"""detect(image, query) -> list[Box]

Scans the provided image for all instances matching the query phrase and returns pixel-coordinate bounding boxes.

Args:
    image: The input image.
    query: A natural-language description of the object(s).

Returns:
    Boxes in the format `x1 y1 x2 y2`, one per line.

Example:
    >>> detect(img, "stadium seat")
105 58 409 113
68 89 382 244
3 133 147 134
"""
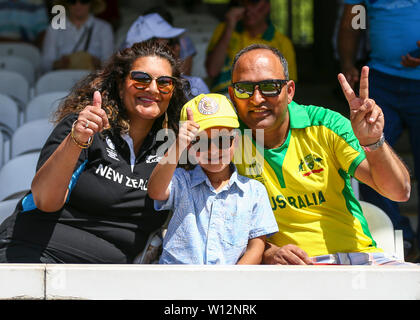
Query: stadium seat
0 92 20 163
0 198 20 225
0 130 3 169
25 91 68 122
0 152 39 201
0 56 36 86
0 42 41 74
0 70 30 106
11 119 54 158
0 93 19 139
360 200 405 261
35 70 89 96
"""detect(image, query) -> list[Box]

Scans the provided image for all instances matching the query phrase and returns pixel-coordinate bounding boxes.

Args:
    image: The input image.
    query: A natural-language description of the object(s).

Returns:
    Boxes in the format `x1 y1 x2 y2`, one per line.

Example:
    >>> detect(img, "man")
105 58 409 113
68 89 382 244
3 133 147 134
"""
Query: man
230 44 411 265
338 1 420 259
205 0 296 95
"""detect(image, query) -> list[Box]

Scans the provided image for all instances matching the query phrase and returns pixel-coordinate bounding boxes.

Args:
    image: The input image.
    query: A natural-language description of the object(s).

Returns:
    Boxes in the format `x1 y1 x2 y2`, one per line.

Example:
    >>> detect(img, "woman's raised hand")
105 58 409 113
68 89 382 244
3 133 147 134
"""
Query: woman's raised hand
177 107 200 153
73 91 110 144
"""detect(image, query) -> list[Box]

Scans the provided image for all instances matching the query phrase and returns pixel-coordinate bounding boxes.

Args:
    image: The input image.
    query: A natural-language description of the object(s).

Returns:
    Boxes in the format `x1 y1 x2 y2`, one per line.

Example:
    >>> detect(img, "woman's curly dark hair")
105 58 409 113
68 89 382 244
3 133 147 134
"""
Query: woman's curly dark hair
54 39 189 134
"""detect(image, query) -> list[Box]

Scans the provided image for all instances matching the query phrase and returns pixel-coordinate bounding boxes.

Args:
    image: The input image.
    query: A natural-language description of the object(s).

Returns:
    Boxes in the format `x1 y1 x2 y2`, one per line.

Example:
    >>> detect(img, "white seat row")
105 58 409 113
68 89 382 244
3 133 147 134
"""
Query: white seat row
11 118 54 159
0 117 54 169
0 93 19 137
0 42 91 87
0 92 63 168
0 42 41 78
25 91 68 122
0 88 65 169
0 56 36 86
0 90 65 134
0 69 88 106
0 151 40 201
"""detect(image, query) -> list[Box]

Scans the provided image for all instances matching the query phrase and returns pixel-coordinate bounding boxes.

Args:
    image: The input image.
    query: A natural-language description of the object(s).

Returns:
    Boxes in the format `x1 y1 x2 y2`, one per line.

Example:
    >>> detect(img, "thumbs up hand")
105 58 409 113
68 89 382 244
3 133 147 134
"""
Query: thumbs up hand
73 91 110 145
177 107 200 153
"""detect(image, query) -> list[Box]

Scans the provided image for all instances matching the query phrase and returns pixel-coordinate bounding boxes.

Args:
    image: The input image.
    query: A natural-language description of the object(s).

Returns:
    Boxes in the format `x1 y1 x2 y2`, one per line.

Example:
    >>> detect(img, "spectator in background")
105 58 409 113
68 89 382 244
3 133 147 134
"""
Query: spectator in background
42 0 114 72
122 13 209 100
332 0 369 99
338 1 420 260
205 0 297 96
0 0 49 48
143 6 197 76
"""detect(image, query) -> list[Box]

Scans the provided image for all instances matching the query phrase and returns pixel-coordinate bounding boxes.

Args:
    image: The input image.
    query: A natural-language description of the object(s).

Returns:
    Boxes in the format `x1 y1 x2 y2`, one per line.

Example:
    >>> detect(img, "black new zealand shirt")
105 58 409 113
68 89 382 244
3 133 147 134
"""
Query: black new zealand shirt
1 114 169 263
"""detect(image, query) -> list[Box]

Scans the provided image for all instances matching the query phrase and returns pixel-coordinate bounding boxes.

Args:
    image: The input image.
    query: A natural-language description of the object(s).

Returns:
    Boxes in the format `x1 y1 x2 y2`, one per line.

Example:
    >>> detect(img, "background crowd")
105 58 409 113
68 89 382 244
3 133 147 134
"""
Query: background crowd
0 0 418 263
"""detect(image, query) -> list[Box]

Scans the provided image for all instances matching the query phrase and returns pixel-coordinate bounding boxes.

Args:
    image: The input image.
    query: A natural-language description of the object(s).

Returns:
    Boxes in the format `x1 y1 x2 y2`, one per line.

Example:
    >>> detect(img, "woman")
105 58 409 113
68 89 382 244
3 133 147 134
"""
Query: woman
42 0 114 72
0 40 189 263
122 13 210 100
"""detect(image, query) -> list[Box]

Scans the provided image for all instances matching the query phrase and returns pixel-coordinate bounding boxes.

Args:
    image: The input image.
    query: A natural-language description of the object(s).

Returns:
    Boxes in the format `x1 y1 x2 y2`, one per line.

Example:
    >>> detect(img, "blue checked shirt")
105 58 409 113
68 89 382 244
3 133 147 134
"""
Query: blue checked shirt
155 164 278 264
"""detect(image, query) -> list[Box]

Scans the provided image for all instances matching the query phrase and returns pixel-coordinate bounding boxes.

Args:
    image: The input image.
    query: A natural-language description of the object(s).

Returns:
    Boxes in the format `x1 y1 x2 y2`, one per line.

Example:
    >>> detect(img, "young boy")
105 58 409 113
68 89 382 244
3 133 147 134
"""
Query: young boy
147 93 278 264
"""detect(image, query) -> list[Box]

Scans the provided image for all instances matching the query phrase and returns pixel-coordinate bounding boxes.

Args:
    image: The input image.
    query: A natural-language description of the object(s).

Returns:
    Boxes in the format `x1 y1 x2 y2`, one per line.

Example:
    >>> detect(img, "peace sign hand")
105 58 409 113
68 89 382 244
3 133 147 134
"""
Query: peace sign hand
338 66 384 146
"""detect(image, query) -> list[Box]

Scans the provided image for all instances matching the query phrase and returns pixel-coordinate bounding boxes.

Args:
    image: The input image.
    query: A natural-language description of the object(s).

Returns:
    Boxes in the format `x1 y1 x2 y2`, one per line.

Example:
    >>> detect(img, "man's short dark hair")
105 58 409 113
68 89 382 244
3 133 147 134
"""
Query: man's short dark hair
231 44 289 80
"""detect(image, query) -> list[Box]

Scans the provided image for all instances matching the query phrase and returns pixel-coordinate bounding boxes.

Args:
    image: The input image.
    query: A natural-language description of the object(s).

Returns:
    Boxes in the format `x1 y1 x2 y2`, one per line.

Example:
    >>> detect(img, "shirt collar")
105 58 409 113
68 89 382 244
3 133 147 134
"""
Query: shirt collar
190 163 246 192
120 130 157 154
288 100 311 129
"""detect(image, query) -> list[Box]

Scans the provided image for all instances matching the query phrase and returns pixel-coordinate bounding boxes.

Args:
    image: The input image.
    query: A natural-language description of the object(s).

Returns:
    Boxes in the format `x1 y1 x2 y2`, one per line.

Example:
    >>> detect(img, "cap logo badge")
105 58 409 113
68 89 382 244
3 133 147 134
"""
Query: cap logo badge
198 97 219 115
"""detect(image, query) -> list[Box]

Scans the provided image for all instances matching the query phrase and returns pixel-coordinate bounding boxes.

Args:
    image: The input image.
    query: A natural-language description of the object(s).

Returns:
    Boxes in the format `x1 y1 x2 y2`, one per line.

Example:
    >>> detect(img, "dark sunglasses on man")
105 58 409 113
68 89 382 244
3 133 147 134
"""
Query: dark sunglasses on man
130 71 177 94
231 79 288 99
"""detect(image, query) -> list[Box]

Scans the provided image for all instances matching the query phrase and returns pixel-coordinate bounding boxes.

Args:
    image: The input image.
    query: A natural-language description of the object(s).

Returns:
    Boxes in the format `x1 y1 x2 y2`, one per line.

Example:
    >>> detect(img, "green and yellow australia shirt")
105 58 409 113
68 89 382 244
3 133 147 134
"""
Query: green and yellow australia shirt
234 101 381 257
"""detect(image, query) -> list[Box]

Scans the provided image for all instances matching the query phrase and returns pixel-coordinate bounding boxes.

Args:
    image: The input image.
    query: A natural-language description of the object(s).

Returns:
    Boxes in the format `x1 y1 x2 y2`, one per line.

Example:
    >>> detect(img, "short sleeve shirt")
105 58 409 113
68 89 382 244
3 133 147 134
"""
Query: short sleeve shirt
1 114 169 263
344 0 420 80
41 15 115 72
234 101 381 257
155 165 278 264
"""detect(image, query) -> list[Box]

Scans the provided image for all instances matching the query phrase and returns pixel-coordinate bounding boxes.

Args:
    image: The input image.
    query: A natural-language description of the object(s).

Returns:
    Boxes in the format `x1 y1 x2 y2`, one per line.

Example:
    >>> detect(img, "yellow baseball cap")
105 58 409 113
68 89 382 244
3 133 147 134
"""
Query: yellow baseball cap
180 94 239 131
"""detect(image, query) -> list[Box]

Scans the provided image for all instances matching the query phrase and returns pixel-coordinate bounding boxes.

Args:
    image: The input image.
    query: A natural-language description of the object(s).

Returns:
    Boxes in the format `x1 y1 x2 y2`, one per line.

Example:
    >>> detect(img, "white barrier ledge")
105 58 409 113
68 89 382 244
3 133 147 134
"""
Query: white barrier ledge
0 264 45 300
1 264 420 300
45 265 420 300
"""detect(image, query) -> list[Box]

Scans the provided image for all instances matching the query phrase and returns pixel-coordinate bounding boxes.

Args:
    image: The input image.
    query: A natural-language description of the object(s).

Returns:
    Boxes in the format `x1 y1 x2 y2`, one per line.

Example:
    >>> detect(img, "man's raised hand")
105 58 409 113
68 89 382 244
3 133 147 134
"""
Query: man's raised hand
338 66 384 146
